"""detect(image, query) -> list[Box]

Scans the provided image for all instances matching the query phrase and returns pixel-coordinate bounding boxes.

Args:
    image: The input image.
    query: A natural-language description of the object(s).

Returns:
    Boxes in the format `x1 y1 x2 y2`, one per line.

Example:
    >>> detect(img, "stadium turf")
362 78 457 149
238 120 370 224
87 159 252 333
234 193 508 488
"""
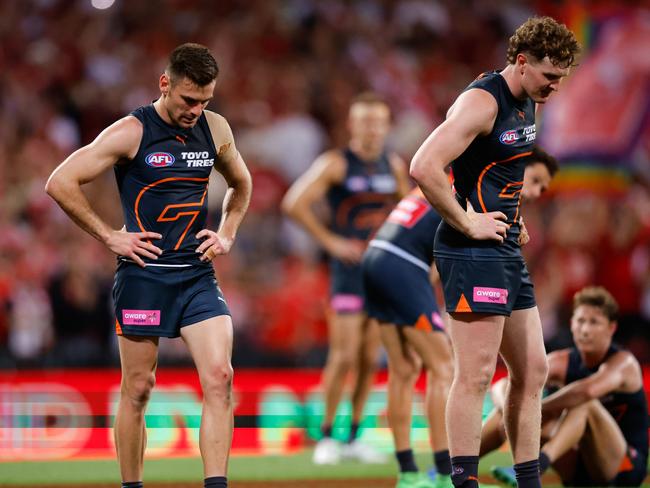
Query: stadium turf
1 451 648 487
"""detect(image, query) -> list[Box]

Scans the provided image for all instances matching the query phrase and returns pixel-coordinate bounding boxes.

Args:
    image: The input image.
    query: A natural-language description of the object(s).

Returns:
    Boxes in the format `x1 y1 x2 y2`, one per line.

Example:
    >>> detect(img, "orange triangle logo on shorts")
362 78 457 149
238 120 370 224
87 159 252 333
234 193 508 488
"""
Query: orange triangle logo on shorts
415 314 433 332
455 293 473 313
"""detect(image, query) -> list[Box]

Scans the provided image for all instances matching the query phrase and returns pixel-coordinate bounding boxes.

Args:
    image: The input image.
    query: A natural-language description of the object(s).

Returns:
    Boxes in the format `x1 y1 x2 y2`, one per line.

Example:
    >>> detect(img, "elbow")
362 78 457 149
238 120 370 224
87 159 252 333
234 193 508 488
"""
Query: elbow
409 155 427 185
280 195 295 218
44 174 60 200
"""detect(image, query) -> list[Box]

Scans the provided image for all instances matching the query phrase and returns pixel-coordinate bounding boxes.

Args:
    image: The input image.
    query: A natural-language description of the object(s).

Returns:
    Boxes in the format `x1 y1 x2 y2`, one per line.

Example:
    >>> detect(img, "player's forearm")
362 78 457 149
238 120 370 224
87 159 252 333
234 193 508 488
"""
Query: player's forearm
45 177 112 243
542 382 592 416
217 179 252 240
410 161 471 235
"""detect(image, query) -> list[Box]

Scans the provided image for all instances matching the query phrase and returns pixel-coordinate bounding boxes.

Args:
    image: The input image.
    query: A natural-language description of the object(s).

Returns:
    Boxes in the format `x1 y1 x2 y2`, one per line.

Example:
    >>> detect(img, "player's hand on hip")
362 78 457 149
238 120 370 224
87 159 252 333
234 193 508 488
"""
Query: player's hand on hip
465 200 509 243
105 229 163 268
518 217 530 246
196 229 233 262
325 235 365 265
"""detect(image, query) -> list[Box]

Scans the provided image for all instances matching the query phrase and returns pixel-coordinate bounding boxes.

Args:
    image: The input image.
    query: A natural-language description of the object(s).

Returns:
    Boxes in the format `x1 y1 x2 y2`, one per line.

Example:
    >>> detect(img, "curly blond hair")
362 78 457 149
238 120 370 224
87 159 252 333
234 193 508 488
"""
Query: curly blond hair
507 16 580 68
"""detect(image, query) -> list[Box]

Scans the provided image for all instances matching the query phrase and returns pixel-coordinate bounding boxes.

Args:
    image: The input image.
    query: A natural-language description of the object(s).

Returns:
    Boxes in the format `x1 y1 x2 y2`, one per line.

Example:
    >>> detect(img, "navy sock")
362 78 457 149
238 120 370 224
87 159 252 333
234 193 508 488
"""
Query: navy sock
539 452 551 474
204 476 227 488
321 424 332 438
396 449 418 473
348 422 360 442
121 483 143 488
514 459 541 488
434 449 452 475
450 455 479 488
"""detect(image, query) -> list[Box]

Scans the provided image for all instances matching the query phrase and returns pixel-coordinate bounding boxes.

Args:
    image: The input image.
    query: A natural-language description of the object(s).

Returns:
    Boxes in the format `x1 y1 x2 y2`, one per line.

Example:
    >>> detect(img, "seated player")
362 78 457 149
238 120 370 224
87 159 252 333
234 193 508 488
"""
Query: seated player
484 287 649 487
361 146 558 488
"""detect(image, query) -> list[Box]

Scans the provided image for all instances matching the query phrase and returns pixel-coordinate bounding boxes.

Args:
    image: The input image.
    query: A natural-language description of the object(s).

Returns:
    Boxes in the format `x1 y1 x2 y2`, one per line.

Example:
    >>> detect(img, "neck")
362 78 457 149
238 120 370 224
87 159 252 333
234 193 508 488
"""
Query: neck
580 347 609 369
349 140 382 162
153 97 174 125
499 65 528 101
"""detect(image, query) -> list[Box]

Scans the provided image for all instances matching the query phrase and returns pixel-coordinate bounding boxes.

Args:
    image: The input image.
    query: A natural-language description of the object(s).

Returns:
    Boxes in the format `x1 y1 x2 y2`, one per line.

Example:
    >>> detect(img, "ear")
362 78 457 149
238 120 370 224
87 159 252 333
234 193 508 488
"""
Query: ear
610 320 618 336
160 73 170 96
516 53 527 75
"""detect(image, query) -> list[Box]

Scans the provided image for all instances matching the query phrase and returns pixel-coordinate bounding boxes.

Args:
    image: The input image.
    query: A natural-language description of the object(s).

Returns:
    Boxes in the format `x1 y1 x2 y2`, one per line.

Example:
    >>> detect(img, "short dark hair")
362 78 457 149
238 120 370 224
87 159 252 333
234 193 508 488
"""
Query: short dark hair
528 146 559 176
573 286 619 322
351 91 388 107
166 43 219 86
507 16 580 68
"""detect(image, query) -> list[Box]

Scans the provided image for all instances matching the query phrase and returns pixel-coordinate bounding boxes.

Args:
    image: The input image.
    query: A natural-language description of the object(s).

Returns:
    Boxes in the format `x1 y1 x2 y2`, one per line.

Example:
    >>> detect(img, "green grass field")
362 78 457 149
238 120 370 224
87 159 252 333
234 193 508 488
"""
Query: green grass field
1 450 648 486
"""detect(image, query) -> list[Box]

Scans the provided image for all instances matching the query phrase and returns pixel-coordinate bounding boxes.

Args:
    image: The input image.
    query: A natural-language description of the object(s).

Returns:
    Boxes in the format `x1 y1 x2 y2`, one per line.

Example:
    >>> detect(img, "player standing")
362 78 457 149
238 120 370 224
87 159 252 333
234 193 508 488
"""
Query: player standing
46 43 252 488
410 17 579 488
283 92 411 464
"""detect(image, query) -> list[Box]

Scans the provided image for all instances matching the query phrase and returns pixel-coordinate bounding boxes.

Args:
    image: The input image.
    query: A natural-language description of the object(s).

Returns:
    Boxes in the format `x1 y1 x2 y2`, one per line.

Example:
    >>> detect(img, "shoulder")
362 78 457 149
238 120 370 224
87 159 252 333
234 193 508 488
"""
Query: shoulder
91 115 143 159
607 349 641 373
449 88 498 117
547 348 570 383
445 88 498 136
203 109 233 137
388 152 406 168
313 149 347 180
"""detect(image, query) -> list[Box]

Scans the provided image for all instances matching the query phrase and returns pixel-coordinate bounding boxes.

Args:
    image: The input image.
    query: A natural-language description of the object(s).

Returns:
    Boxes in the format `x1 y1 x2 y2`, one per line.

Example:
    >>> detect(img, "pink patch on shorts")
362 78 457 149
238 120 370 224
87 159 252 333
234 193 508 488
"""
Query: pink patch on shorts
122 309 161 326
472 287 508 305
431 312 446 330
331 294 363 313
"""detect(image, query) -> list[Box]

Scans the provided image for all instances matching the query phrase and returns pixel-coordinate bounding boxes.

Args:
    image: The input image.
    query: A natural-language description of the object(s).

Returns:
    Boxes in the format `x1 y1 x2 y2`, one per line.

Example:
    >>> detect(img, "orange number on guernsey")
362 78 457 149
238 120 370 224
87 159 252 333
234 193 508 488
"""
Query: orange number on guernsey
134 177 209 250
498 181 523 224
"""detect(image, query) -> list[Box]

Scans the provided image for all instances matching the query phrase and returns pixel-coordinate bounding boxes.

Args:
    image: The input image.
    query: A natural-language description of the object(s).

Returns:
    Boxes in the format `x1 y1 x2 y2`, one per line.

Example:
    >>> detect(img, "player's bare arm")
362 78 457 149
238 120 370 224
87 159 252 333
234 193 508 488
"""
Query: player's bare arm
542 351 641 418
388 153 412 199
545 349 569 388
282 151 364 264
45 116 163 267
410 89 510 242
198 112 252 262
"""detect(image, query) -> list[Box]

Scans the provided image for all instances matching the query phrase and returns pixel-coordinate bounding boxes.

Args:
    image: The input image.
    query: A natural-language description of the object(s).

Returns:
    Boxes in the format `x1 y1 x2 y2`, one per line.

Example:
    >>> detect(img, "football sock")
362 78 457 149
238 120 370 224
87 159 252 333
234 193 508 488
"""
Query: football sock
348 422 360 442
204 476 227 487
396 449 418 473
450 455 479 488
514 459 542 488
539 452 551 474
434 449 452 475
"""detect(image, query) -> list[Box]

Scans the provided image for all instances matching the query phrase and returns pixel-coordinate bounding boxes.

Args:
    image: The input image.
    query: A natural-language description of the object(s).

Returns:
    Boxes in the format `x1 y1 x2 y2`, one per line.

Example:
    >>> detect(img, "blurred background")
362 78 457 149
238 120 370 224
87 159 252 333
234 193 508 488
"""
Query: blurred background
0 0 649 373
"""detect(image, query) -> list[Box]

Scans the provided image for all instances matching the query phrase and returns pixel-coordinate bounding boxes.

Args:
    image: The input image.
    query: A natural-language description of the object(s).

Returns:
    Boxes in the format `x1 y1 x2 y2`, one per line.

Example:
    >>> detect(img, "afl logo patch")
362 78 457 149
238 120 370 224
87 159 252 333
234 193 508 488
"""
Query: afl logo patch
499 130 518 145
145 152 175 167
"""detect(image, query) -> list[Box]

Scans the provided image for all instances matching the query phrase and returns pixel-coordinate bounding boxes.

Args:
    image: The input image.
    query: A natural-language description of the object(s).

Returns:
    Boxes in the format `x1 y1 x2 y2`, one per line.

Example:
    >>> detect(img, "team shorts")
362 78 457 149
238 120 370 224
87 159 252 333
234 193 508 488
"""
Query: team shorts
568 445 647 487
113 261 230 338
434 257 535 316
329 258 365 314
362 247 444 332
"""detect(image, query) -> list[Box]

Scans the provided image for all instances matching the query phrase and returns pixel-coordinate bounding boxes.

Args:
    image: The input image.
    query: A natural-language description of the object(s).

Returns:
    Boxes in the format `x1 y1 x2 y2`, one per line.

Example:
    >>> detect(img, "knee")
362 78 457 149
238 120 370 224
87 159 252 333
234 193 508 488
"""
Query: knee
427 359 454 387
123 372 156 408
389 360 419 385
509 355 548 393
455 353 497 396
201 362 234 403
328 347 355 372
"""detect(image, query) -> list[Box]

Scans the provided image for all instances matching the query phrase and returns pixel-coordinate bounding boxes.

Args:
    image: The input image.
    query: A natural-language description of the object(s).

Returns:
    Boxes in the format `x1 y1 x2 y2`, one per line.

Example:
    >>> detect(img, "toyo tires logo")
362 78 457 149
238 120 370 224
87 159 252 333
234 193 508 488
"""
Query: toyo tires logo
145 152 175 167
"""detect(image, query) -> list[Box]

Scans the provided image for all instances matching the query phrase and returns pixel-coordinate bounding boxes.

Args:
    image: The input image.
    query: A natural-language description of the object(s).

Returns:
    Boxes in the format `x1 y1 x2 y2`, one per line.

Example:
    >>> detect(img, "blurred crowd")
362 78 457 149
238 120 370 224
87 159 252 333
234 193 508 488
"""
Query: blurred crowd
0 0 649 368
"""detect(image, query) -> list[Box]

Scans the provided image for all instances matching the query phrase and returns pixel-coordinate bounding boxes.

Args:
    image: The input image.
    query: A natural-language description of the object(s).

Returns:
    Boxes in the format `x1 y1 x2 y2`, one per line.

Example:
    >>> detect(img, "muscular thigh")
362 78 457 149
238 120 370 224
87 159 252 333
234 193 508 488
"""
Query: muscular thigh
329 312 365 356
579 401 627 482
499 307 546 381
448 313 504 377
